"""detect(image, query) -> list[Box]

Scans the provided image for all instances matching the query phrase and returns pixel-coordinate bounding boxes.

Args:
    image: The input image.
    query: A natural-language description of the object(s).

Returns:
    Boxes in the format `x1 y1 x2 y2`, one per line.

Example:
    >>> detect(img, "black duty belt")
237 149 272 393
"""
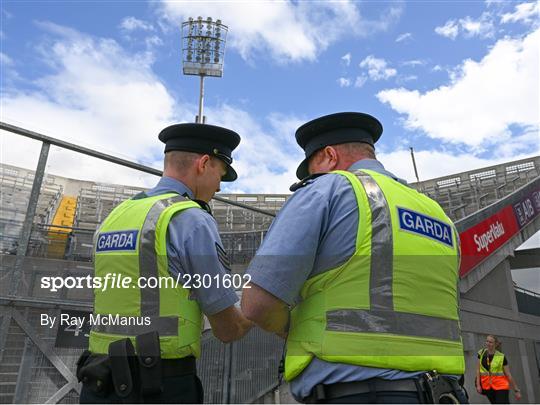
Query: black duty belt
307 378 424 402
161 357 196 377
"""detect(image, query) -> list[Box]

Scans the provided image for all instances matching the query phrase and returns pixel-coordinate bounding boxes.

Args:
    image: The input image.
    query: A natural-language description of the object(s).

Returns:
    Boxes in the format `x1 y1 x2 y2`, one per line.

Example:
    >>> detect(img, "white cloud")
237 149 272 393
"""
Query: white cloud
395 32 412 42
435 12 494 39
341 52 351 66
397 75 418 84
200 107 304 193
0 22 306 194
501 2 540 25
377 28 540 147
435 20 459 39
402 59 425 67
156 1 403 62
379 149 540 184
1 23 183 187
0 52 13 66
145 35 163 47
337 77 351 87
359 55 397 80
120 16 155 32
460 13 495 38
354 76 367 88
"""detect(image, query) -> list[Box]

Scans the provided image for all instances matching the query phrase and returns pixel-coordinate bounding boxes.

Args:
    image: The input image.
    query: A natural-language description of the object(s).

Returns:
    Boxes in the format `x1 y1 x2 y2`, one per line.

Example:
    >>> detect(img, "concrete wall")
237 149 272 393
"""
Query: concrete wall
460 259 540 403
464 260 516 310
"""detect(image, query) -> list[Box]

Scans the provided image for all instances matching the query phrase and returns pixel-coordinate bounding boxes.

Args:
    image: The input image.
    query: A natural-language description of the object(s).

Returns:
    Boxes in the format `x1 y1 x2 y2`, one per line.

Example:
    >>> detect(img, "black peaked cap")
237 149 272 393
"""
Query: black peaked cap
295 112 383 180
159 123 241 182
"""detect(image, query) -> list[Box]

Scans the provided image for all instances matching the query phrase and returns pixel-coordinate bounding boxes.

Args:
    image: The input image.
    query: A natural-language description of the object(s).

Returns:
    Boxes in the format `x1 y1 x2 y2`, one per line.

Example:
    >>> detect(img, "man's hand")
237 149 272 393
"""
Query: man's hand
207 306 253 343
241 282 289 336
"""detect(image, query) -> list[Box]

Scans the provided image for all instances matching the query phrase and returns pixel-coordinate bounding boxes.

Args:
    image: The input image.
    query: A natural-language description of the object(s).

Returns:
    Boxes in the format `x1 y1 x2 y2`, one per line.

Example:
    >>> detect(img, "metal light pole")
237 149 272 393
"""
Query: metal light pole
182 16 228 123
410 147 421 183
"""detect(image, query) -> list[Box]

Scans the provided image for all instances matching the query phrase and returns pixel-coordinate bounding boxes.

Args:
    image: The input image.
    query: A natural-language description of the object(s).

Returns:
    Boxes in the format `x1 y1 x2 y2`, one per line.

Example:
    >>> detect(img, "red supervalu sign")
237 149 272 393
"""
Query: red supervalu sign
458 188 540 278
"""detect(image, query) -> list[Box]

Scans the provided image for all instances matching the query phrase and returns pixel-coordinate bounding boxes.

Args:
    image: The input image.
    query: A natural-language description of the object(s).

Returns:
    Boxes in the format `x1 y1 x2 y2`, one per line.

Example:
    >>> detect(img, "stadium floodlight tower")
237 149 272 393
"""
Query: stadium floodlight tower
182 16 228 124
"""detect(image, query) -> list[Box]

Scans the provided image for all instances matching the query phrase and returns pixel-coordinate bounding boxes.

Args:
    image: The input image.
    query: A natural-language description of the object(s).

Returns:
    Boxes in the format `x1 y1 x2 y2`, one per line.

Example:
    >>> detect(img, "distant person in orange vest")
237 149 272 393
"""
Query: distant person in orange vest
476 335 521 403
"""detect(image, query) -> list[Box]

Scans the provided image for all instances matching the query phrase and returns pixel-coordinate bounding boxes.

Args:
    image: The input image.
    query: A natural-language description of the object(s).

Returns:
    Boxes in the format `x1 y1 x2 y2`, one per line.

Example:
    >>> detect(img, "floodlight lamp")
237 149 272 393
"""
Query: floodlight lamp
182 15 228 79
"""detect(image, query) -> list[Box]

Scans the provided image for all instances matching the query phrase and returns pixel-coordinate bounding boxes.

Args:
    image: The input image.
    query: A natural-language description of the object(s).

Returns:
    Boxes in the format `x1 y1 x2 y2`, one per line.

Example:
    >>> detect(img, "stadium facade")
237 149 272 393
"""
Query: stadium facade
0 129 539 403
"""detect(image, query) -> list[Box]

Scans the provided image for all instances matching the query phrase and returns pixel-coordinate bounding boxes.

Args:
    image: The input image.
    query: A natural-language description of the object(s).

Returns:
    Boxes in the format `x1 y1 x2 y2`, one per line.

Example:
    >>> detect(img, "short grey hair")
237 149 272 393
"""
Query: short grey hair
335 142 376 159
164 151 201 172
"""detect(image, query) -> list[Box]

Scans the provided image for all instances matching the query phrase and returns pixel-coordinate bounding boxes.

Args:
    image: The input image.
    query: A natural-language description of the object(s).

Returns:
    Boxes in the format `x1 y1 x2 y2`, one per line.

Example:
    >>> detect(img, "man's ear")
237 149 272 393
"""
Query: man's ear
196 154 210 174
323 146 339 165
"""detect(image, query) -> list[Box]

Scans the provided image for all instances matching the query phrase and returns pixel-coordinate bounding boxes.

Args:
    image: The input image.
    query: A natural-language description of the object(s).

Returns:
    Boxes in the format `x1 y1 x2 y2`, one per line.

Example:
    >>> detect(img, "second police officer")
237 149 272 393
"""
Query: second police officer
242 112 467 403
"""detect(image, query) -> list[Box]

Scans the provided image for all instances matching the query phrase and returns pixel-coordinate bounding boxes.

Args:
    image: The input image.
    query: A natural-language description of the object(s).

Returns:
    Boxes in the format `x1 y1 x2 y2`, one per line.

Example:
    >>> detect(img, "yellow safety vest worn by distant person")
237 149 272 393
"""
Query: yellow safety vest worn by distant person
285 169 465 381
88 192 204 359
478 349 509 390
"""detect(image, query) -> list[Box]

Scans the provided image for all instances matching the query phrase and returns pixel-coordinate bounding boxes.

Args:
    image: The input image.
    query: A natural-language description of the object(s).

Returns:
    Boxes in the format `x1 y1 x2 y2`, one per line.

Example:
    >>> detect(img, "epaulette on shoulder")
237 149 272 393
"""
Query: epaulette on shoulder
289 173 327 192
192 198 213 216
179 192 213 216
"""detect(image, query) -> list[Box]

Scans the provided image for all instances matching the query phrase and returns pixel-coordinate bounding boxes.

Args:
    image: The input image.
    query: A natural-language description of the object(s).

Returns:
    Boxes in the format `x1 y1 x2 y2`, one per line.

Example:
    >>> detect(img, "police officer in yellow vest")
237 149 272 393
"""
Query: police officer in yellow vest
242 112 467 403
78 123 252 403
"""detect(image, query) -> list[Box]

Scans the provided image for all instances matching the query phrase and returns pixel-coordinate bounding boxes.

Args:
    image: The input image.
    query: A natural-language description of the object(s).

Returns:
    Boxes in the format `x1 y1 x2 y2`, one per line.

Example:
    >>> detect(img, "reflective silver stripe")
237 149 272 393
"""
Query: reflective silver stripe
326 309 460 341
354 171 393 311
327 171 460 343
455 226 461 271
92 315 178 336
480 372 505 376
139 195 187 316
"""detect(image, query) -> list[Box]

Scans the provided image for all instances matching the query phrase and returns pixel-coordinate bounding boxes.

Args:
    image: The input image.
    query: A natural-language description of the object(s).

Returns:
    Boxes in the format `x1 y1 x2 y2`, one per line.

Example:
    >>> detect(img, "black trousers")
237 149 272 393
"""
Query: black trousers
80 373 203 404
321 391 420 403
310 385 469 404
485 389 509 404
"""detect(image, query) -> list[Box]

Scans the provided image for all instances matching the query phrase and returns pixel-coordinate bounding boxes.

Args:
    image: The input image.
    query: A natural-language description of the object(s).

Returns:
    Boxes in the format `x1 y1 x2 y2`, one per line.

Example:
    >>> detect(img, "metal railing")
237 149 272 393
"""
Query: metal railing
0 121 281 404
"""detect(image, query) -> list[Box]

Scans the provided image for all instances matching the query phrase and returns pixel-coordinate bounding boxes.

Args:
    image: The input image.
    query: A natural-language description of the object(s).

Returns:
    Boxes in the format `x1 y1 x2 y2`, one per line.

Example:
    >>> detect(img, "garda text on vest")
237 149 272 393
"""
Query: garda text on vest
96 230 139 252
397 207 453 247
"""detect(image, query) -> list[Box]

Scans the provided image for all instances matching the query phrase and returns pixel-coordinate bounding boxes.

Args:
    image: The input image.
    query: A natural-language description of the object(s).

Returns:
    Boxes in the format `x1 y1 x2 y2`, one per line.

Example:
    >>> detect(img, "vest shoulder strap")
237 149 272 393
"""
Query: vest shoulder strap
131 191 149 200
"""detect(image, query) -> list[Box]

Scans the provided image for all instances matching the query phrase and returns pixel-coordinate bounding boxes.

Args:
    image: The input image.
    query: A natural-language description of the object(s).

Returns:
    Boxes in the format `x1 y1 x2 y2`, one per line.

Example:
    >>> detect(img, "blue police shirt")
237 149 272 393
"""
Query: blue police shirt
246 159 423 401
146 176 238 316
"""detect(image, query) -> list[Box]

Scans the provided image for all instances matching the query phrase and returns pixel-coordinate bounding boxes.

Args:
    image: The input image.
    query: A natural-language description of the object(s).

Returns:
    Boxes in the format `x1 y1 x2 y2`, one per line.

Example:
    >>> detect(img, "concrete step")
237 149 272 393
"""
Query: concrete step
0 355 22 364
4 340 25 349
0 373 17 383
0 365 19 373
0 394 14 405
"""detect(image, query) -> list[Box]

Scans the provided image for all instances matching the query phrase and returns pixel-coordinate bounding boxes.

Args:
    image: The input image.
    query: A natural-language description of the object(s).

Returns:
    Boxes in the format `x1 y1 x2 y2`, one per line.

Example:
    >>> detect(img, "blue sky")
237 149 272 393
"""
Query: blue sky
1 0 539 194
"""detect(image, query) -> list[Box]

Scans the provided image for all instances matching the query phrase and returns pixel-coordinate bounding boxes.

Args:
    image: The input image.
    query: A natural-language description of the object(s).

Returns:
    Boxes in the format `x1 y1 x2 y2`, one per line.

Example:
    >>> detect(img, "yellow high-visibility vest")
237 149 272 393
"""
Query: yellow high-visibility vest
285 170 465 381
89 193 204 359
